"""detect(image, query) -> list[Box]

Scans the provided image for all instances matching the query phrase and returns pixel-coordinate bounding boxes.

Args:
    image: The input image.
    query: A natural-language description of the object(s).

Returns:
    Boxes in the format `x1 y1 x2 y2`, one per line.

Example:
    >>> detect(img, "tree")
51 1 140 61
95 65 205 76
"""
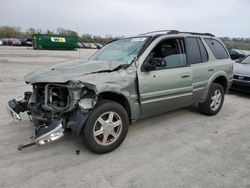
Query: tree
0 26 21 38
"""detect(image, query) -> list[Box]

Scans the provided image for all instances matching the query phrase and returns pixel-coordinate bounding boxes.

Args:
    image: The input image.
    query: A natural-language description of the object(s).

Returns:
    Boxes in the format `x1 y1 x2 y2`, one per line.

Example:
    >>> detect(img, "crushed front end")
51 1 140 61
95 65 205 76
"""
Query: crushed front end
7 81 97 150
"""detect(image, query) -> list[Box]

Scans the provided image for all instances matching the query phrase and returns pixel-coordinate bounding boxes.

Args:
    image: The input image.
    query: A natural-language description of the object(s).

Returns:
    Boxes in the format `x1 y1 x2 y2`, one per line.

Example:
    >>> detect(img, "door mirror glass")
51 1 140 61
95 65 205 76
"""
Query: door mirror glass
143 58 157 71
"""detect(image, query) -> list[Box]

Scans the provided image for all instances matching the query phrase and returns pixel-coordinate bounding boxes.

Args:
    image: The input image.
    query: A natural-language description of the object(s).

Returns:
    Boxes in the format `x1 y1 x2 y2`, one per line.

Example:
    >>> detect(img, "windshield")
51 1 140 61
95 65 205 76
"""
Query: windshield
90 37 148 64
241 55 250 64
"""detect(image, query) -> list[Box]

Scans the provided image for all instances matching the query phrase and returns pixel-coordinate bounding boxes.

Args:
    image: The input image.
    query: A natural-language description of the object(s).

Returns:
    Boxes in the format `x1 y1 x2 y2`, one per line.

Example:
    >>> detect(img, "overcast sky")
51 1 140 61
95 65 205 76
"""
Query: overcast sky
0 0 249 37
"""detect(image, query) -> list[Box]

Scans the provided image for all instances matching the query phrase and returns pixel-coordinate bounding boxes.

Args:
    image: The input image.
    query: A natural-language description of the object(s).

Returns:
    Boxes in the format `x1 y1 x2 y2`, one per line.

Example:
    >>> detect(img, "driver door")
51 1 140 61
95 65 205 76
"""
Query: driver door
137 37 193 118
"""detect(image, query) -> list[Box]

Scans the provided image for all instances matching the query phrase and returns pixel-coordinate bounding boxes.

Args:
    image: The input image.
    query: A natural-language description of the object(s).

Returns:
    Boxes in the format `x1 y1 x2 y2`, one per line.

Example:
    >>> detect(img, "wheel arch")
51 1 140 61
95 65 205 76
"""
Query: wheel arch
213 76 228 92
202 72 229 101
98 91 132 124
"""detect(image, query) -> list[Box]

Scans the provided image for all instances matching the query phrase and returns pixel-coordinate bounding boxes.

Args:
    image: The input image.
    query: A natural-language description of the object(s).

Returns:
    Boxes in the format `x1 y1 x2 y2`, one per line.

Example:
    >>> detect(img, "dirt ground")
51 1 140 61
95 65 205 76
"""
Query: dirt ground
0 46 249 188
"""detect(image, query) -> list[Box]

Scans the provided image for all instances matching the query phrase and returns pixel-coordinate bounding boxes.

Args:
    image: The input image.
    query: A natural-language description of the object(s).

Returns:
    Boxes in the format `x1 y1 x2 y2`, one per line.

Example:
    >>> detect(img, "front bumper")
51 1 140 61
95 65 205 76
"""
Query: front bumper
231 79 250 92
7 97 65 150
17 119 64 150
7 101 21 121
35 120 64 146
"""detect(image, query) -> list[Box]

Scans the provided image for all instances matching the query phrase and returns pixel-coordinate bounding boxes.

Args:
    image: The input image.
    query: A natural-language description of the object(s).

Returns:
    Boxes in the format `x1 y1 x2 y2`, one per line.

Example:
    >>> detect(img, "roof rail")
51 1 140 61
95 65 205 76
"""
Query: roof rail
140 30 178 35
177 31 215 37
140 30 215 37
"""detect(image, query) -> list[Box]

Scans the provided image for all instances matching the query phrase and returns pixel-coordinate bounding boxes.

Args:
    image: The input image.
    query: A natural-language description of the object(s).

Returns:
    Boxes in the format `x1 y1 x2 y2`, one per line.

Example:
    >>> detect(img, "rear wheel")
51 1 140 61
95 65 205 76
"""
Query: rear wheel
83 100 129 154
199 83 225 116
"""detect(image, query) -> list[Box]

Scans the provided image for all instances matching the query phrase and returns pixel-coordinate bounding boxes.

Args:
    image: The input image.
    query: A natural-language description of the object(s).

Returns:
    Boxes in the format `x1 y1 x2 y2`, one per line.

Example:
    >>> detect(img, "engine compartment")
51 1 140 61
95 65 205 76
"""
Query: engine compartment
7 81 98 150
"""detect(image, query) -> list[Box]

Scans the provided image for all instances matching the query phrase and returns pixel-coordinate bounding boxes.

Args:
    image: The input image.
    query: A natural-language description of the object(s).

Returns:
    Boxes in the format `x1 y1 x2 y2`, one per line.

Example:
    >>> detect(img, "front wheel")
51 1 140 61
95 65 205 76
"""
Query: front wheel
83 100 129 154
199 83 225 116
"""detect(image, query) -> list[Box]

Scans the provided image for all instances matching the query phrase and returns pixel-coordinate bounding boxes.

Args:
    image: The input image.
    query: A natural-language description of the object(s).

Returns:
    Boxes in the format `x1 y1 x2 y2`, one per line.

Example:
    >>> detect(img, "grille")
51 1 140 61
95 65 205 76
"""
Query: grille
233 75 250 81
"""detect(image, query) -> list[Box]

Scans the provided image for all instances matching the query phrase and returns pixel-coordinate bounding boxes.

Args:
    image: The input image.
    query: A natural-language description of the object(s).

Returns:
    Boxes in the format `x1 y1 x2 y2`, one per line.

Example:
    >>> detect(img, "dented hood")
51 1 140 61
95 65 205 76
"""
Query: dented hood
233 62 250 76
24 59 126 83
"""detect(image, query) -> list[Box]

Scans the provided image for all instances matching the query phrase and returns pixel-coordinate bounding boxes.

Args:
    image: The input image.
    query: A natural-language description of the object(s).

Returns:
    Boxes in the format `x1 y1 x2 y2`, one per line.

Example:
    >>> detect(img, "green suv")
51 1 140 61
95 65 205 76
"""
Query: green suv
7 30 233 153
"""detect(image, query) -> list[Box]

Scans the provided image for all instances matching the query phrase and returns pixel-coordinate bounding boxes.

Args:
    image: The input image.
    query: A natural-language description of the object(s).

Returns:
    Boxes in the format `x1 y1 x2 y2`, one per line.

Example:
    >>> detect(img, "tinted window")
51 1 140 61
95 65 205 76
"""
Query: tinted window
197 39 208 62
204 39 229 59
186 37 201 64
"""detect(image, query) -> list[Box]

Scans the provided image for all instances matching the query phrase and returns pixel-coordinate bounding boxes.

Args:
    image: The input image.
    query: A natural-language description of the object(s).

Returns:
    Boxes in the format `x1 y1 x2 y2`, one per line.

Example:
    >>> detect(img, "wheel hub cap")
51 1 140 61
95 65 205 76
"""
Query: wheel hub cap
210 89 222 111
93 111 122 146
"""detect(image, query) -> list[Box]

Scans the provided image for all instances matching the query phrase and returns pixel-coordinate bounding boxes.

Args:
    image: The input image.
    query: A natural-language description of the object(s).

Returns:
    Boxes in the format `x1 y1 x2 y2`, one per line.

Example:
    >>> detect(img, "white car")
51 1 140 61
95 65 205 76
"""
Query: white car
0 40 3 46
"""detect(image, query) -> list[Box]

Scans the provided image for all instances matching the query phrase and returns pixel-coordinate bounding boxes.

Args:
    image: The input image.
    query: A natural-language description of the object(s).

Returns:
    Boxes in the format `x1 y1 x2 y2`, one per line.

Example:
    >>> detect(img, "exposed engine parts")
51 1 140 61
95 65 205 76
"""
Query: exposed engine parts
8 82 97 150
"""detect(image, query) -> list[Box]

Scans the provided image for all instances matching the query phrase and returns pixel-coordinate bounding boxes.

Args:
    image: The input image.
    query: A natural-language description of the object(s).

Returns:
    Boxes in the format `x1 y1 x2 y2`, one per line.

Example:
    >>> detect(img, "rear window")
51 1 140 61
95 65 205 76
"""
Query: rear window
204 39 229 59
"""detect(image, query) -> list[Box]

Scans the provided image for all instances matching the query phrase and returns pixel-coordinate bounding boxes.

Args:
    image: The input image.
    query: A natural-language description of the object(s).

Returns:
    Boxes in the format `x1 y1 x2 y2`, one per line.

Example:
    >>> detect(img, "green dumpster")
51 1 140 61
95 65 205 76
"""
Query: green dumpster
33 34 77 50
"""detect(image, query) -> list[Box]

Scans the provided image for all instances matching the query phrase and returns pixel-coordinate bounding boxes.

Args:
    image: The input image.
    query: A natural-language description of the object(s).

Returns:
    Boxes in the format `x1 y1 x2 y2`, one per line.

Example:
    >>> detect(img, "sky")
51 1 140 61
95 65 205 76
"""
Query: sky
0 0 249 38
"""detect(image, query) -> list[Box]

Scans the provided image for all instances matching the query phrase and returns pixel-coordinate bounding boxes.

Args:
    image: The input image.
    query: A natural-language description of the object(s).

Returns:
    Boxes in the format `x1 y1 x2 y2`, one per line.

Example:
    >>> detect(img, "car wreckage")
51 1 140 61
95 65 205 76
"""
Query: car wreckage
7 30 233 153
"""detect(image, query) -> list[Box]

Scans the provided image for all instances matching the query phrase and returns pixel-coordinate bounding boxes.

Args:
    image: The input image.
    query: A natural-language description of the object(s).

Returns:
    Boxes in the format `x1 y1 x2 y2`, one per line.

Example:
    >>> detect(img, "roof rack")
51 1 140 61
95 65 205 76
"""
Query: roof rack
140 30 215 37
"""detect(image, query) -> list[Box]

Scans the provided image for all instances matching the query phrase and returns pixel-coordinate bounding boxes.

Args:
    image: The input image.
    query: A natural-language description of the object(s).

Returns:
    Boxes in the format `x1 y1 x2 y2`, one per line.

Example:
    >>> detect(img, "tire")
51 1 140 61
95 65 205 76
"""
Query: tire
83 100 129 154
199 83 225 116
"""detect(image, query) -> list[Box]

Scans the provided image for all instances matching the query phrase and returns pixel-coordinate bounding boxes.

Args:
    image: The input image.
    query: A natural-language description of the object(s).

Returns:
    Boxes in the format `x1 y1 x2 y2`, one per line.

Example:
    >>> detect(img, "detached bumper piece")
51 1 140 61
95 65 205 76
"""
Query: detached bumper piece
7 100 22 121
7 91 32 121
17 119 64 151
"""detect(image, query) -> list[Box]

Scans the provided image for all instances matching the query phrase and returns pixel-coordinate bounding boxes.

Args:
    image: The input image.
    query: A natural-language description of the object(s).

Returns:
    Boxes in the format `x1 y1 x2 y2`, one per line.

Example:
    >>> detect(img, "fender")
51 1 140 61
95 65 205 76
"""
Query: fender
98 90 140 122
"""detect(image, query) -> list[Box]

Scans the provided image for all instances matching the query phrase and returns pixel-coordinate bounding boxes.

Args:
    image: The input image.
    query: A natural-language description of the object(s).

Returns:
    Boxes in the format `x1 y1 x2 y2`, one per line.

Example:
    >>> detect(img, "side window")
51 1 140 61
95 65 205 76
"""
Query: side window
149 38 187 69
204 39 229 59
197 39 208 62
186 37 202 64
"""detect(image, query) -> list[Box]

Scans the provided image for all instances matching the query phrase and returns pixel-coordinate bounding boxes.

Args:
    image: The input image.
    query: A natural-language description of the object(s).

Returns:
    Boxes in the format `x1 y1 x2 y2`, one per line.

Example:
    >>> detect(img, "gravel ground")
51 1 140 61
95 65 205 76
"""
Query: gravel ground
0 46 249 188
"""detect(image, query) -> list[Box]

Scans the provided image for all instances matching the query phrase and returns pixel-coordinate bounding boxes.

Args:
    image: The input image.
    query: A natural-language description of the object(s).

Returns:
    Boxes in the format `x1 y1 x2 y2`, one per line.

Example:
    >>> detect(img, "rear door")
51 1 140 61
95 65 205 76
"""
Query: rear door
137 37 193 118
185 37 213 102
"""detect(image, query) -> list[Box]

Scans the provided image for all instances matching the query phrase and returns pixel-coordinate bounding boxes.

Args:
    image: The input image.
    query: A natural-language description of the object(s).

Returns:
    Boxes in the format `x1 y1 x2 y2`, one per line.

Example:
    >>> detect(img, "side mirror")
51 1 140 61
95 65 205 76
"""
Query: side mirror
143 57 165 71
144 60 157 71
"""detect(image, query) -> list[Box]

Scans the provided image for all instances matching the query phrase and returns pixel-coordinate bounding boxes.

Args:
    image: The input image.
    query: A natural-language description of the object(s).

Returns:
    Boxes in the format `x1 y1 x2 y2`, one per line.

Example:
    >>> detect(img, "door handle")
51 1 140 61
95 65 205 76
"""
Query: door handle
208 67 214 72
181 73 190 78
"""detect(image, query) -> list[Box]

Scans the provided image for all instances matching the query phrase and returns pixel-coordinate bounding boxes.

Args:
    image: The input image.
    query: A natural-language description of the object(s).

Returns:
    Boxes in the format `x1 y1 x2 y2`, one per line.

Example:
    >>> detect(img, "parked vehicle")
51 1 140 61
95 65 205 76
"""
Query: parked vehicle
1 38 14 45
77 42 84 48
231 55 250 92
0 40 3 46
89 43 97 49
20 39 26 46
12 39 22 46
81 42 87 48
21 39 33 46
1 38 7 45
228 48 250 61
82 42 91 49
26 39 33 46
94 43 103 49
7 30 233 153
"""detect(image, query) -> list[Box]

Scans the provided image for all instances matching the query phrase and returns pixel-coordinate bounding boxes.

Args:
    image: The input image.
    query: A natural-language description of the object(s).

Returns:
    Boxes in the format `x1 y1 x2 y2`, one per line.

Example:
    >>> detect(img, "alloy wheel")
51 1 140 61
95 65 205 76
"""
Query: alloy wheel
93 111 122 146
210 89 222 111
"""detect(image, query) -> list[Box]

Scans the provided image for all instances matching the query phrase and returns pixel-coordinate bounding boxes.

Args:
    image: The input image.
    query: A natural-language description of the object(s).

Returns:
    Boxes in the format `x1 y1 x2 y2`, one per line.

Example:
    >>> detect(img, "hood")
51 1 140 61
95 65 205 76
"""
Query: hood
233 62 250 76
24 59 126 83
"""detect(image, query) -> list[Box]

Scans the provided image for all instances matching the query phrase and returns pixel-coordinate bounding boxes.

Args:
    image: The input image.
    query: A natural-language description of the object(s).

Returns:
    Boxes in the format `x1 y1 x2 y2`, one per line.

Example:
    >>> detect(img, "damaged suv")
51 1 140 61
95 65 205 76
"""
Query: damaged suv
8 30 233 153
